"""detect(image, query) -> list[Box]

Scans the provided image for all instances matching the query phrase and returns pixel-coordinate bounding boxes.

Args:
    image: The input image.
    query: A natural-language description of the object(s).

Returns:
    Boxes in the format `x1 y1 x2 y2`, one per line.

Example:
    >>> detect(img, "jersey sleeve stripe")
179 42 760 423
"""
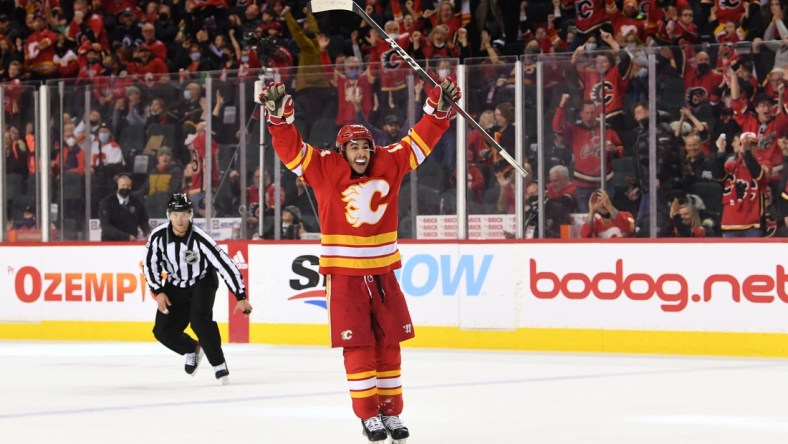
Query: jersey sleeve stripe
285 143 306 170
409 129 431 158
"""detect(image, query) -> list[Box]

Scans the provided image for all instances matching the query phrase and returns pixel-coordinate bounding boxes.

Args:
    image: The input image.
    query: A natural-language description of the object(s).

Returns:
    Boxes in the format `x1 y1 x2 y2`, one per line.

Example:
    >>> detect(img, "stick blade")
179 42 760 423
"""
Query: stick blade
308 0 356 13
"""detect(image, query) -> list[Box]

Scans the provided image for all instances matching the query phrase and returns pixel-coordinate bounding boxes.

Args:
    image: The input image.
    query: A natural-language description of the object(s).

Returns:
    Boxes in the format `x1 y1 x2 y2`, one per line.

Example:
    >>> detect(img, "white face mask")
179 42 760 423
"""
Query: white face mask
66 136 77 147
389 32 399 40
437 68 450 79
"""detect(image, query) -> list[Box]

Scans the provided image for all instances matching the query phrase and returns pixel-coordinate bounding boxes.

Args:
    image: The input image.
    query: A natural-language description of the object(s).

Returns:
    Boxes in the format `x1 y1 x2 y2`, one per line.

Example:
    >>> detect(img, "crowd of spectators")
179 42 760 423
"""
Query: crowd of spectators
1 0 788 240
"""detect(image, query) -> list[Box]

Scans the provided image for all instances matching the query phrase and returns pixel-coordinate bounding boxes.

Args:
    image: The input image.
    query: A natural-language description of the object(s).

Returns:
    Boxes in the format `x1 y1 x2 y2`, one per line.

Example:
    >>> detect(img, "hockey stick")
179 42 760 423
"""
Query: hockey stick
308 0 528 178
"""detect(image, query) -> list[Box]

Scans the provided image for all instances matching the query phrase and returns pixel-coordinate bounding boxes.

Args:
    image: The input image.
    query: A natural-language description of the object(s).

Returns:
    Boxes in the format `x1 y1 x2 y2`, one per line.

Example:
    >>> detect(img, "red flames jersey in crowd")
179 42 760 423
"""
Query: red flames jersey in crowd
683 63 724 106
268 115 450 276
368 34 412 91
574 0 611 33
732 97 788 179
320 52 374 126
580 211 636 238
25 29 58 76
579 66 630 117
721 154 765 230
714 0 757 24
552 106 623 186
188 133 219 193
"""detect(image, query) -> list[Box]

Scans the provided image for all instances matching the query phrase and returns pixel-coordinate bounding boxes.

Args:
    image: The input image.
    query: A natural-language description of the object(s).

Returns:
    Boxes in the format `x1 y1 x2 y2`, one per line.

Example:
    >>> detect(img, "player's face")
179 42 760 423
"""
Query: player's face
343 140 373 175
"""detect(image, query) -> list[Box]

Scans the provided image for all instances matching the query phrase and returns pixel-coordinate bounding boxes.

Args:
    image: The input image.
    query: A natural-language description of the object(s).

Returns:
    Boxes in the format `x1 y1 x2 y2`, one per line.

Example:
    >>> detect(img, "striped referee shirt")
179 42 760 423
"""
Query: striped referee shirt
143 222 246 300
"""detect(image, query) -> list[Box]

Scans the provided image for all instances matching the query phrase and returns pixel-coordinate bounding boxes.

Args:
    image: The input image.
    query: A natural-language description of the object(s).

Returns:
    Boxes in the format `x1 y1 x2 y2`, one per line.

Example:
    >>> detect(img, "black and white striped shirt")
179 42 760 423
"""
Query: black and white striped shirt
143 223 246 300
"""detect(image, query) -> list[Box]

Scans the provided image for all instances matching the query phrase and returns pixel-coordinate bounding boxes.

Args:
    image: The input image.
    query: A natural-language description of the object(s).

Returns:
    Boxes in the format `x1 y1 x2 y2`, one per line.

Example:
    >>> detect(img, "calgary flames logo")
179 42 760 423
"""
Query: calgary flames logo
342 179 390 227
590 81 614 107
381 48 403 71
576 0 594 20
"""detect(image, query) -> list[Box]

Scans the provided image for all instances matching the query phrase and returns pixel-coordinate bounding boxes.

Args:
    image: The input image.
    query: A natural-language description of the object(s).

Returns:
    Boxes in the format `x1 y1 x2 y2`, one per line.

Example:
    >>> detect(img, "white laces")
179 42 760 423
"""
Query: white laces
363 416 385 432
382 415 405 431
184 352 196 366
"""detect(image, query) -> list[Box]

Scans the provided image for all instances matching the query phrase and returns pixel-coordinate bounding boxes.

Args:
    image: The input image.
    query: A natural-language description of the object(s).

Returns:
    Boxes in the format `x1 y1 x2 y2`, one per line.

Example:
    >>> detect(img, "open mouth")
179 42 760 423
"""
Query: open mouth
354 158 367 166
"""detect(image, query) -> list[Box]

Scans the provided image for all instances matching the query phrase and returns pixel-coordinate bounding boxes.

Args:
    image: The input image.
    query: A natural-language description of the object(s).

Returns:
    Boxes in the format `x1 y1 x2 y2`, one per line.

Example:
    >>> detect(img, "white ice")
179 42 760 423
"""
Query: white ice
1 341 787 443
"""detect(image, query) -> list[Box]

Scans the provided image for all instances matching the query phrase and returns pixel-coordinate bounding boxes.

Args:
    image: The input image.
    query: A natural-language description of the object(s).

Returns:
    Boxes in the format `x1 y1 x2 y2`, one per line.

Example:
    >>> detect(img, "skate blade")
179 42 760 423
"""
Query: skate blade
392 439 407 444
219 376 229 385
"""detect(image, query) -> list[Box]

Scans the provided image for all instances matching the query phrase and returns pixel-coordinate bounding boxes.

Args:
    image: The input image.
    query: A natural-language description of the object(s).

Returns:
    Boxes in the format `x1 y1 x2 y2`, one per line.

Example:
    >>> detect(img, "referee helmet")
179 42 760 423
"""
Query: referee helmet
167 193 192 213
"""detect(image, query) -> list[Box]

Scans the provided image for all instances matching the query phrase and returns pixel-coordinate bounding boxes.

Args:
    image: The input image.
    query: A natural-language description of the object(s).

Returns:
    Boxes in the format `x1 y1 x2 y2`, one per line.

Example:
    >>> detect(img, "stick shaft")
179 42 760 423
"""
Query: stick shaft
308 0 527 178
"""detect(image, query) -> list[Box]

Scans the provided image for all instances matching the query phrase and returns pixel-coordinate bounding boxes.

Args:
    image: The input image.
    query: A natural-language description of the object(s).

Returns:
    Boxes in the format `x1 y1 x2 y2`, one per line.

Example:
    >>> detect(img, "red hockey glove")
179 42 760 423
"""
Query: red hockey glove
259 82 294 125
423 77 461 119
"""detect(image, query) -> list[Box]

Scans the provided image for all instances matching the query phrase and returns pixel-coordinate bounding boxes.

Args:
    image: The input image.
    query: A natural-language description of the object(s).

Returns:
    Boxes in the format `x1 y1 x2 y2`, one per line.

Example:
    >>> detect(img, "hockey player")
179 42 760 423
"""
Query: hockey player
260 77 461 443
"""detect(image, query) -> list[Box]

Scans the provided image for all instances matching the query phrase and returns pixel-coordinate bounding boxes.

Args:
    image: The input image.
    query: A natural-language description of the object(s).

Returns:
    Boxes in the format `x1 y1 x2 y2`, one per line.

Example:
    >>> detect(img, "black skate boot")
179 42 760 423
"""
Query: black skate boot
361 416 387 443
381 414 409 443
184 343 203 375
214 362 229 385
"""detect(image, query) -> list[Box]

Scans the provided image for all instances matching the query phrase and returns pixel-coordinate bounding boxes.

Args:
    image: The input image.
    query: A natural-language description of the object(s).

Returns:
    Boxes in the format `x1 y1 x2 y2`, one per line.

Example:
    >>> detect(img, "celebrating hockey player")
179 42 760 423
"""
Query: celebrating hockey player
259 77 461 443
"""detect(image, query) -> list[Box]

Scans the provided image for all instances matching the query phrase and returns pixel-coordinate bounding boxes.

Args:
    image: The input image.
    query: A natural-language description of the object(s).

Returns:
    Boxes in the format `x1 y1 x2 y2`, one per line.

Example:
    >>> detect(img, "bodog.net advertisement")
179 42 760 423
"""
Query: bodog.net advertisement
521 242 788 333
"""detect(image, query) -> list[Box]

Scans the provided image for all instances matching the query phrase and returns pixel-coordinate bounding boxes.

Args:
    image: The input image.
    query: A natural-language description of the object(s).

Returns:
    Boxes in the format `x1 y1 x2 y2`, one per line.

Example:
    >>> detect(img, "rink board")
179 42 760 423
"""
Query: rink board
1 241 787 356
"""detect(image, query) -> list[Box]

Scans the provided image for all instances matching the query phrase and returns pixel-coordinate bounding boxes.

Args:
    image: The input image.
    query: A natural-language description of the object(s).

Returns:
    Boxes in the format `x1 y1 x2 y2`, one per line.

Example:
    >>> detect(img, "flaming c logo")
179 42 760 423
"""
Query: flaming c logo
342 180 390 227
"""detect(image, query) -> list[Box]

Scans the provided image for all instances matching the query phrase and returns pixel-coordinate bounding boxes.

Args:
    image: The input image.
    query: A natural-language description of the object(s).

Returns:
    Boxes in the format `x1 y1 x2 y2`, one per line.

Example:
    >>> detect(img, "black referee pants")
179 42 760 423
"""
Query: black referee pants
152 271 226 366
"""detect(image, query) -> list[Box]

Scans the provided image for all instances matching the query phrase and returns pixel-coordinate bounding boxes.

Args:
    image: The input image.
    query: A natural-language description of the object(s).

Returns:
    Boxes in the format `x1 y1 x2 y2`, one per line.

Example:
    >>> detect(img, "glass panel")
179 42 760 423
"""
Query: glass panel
462 57 520 240
4 82 41 242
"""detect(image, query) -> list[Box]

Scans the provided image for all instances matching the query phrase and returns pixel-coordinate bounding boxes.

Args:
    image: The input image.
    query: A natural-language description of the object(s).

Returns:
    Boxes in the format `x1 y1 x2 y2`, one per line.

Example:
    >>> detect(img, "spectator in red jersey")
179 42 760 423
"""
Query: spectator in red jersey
580 189 636 238
609 0 646 44
67 0 108 49
184 122 219 199
3 61 24 129
680 50 724 118
424 1 463 41
317 34 374 127
76 46 103 83
570 0 613 49
571 30 631 131
553 93 623 213
422 24 460 60
139 22 167 63
51 122 86 177
729 69 788 183
25 14 59 80
715 132 767 237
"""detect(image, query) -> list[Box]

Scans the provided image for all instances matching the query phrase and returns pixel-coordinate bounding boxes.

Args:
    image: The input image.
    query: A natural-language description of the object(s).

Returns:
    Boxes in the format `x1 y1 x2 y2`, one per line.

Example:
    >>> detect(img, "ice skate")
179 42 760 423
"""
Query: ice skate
381 414 409 443
361 416 387 443
214 362 229 385
184 343 203 375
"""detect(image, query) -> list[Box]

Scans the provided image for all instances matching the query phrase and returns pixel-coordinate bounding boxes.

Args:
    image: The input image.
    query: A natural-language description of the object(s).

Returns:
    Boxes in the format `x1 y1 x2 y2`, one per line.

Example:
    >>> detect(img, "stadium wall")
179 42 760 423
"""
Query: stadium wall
1 240 787 357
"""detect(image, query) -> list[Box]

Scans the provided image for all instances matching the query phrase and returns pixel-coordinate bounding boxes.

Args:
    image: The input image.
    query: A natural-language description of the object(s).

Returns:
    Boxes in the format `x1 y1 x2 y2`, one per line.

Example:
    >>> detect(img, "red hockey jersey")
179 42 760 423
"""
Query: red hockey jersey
722 153 765 230
269 115 450 276
580 211 636 238
553 106 624 186
732 97 788 180
574 0 611 34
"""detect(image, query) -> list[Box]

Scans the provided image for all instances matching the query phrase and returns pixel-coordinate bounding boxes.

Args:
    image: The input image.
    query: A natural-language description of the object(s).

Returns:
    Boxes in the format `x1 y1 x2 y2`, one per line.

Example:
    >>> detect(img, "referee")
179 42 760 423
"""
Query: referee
143 193 253 384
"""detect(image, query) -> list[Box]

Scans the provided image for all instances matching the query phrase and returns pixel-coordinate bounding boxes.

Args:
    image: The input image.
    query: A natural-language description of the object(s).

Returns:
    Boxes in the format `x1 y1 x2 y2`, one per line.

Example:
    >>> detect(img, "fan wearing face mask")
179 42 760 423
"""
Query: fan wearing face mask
317 34 375 126
99 172 151 241
52 122 86 177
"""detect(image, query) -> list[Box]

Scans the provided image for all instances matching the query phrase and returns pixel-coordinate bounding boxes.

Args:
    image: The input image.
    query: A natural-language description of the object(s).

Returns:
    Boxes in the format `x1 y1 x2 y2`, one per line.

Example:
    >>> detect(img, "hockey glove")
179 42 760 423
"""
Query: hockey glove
423 77 461 119
259 82 294 125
